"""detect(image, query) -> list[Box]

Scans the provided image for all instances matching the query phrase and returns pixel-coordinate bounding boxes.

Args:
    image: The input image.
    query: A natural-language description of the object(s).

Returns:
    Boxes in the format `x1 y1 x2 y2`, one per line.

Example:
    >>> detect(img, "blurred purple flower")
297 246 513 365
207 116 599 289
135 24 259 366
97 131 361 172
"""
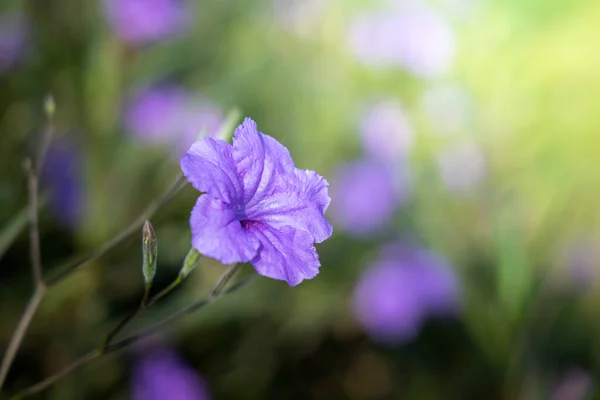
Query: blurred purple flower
125 85 224 157
103 0 190 46
180 118 333 286
354 262 424 342
353 243 460 344
379 244 461 316
420 84 473 136
132 348 211 400
551 367 594 400
0 11 28 72
330 160 409 236
348 6 455 78
437 142 486 193
562 238 599 290
42 140 84 227
360 100 413 163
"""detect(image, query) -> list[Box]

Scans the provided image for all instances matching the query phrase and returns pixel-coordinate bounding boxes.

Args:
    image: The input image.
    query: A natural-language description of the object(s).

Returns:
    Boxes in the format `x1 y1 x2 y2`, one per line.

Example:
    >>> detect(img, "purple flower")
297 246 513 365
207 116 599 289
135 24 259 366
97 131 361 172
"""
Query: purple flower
329 160 408 236
42 140 84 227
353 243 460 344
360 100 413 163
0 11 28 72
125 85 224 157
348 6 455 78
132 348 211 400
180 118 333 286
437 142 486 194
103 0 190 46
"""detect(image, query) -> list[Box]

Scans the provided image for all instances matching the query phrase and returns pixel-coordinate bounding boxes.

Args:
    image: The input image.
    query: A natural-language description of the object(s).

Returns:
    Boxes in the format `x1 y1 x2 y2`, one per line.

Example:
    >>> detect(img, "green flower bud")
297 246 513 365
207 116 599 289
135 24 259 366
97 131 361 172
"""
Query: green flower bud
142 221 157 284
179 247 201 280
43 94 55 118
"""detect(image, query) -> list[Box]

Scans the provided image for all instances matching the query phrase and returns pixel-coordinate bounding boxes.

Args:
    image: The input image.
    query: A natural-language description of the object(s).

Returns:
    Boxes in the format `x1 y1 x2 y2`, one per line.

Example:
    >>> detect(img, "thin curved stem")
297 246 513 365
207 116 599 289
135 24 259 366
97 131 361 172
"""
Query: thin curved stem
146 275 184 308
46 174 187 286
10 349 100 400
11 265 253 399
0 116 52 390
0 196 49 263
0 285 45 390
1 173 186 394
25 163 44 285
101 275 184 350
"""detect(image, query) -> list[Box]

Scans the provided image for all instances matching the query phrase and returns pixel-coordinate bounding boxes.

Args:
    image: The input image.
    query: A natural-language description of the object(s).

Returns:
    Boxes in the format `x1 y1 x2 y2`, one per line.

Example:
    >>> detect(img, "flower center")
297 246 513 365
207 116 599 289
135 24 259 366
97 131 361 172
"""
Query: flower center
241 219 259 230
232 204 247 221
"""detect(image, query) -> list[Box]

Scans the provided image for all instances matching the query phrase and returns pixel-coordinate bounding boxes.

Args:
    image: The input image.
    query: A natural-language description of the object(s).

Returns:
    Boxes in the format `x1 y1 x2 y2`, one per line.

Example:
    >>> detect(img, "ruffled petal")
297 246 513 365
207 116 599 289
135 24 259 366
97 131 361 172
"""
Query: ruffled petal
232 118 295 208
190 195 260 264
180 137 243 205
246 168 333 243
245 223 320 286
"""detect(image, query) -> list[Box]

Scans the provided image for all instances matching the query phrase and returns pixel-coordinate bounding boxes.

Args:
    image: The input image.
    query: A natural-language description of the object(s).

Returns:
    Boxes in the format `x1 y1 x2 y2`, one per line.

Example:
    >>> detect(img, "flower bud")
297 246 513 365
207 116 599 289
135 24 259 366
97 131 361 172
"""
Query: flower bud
142 221 157 284
179 247 201 280
44 93 55 118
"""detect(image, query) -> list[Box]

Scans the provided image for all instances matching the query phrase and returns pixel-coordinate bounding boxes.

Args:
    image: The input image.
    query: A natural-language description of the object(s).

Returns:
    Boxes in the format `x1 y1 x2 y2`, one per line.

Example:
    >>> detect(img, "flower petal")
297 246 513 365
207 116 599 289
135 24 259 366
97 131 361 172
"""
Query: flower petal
232 118 295 207
190 195 260 264
245 223 320 286
181 137 243 205
247 169 333 243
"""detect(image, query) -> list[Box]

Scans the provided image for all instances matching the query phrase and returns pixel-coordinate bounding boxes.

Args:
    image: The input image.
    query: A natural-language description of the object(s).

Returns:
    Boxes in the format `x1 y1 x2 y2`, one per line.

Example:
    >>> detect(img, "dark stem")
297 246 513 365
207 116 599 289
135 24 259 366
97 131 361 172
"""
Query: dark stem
145 275 183 308
0 112 54 391
102 274 185 350
11 265 253 399
0 285 46 391
46 174 187 286
34 114 54 177
10 349 100 400
25 163 44 285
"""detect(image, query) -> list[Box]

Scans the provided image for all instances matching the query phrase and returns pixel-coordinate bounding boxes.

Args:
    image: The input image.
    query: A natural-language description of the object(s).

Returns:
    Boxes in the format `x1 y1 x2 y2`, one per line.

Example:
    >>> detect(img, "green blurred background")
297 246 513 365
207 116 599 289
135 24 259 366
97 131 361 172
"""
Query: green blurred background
1 0 600 398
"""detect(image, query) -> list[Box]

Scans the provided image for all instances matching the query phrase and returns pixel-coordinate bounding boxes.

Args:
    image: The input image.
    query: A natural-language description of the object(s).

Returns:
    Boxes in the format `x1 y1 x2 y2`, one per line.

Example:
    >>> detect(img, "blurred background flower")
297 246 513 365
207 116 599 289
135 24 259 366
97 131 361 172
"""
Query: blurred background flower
551 367 594 400
348 4 455 77
0 11 28 73
359 100 413 164
124 84 224 156
41 138 85 228
353 243 460 344
103 0 191 46
132 347 211 400
329 159 409 236
562 237 600 291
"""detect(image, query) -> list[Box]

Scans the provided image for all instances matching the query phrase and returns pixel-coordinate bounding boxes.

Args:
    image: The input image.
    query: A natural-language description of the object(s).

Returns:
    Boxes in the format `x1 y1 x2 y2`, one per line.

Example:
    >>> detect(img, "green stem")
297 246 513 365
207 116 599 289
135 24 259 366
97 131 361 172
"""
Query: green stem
11 266 251 399
45 174 187 286
101 275 184 350
146 275 183 308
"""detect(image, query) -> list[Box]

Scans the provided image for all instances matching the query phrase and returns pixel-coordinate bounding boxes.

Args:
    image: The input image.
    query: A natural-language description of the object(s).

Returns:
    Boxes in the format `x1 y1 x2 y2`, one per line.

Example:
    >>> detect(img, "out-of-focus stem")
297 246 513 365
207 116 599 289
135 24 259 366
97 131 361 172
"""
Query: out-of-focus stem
46 174 187 286
0 285 46 391
0 104 54 390
12 265 252 399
